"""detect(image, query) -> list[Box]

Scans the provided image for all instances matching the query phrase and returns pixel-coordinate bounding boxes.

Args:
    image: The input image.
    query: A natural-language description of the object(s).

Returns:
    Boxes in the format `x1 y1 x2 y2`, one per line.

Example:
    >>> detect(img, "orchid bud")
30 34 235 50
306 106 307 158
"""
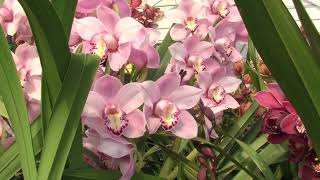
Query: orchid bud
197 155 208 167
233 61 244 74
197 167 207 180
201 146 215 158
259 62 271 76
243 74 252 85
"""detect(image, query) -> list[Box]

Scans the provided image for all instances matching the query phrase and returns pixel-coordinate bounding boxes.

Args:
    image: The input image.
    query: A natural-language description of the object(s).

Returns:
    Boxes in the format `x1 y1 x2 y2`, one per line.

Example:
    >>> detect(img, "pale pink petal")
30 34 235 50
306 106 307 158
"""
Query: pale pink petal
76 0 102 14
93 75 123 102
116 17 143 43
156 72 181 98
192 41 214 59
210 95 239 114
165 9 186 24
15 43 38 65
119 154 135 180
116 83 144 113
195 19 210 40
183 36 200 53
27 100 40 122
146 116 161 134
113 0 131 18
142 81 161 106
24 76 41 101
146 46 160 68
82 91 106 118
198 71 213 90
228 47 242 62
254 91 283 109
171 110 198 139
75 17 106 41
169 85 203 109
108 43 131 71
97 138 133 158
179 0 193 15
96 6 119 33
218 76 241 93
123 110 146 138
128 48 148 69
169 42 187 61
170 24 189 41
83 117 108 138
27 58 42 76
201 96 215 108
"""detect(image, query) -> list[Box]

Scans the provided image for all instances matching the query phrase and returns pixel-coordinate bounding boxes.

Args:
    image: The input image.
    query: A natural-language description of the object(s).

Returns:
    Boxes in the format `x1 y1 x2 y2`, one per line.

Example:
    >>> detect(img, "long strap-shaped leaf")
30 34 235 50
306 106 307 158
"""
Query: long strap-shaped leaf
37 54 99 180
235 0 320 155
0 121 43 179
0 28 37 180
51 0 78 38
292 0 320 59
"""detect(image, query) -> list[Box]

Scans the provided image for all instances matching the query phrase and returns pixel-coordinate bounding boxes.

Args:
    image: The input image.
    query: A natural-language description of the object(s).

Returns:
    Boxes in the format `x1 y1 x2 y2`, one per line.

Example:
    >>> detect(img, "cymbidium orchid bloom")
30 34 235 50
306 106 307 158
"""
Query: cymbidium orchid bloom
0 0 25 36
165 0 210 41
208 26 242 64
128 27 160 69
74 6 144 71
82 74 146 138
12 43 41 122
76 0 130 18
142 72 203 139
84 130 135 180
198 68 241 114
255 83 306 144
299 151 320 180
165 36 218 82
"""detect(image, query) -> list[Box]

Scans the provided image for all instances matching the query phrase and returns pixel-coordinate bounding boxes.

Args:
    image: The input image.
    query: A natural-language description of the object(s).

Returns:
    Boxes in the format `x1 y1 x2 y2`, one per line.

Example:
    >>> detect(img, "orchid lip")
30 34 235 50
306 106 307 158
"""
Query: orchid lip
208 85 226 104
154 100 180 131
103 105 128 136
185 17 199 33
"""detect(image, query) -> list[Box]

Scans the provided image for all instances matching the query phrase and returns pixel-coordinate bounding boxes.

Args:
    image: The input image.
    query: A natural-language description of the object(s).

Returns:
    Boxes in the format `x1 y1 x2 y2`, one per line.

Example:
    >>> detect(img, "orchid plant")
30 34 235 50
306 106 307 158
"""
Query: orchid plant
0 0 320 179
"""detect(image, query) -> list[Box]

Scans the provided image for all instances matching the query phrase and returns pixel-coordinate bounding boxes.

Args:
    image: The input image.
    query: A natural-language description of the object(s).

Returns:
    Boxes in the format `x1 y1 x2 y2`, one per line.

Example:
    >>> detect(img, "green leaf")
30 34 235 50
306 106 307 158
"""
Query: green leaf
37 54 100 180
233 143 288 180
194 138 262 180
0 118 42 179
292 0 320 58
52 0 78 38
68 122 86 169
234 139 276 180
0 99 8 118
0 27 37 180
63 168 165 180
153 140 199 172
147 31 173 80
63 168 121 180
218 102 259 158
235 0 320 155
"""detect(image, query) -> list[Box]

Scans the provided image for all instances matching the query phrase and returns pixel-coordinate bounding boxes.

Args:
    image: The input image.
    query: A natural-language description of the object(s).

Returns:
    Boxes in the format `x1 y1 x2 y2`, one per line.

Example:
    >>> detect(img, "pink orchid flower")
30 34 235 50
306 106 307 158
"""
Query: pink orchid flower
84 130 134 180
82 74 146 138
128 27 160 69
255 83 306 144
76 0 130 18
0 0 25 36
198 68 241 114
165 0 210 41
12 43 41 122
74 6 144 71
208 26 243 64
142 72 203 139
165 36 219 82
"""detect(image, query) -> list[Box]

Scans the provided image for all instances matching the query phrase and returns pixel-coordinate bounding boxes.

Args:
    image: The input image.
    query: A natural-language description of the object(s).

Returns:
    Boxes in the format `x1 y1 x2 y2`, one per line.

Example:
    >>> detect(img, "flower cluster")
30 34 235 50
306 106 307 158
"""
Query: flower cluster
1 0 248 179
255 84 319 179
